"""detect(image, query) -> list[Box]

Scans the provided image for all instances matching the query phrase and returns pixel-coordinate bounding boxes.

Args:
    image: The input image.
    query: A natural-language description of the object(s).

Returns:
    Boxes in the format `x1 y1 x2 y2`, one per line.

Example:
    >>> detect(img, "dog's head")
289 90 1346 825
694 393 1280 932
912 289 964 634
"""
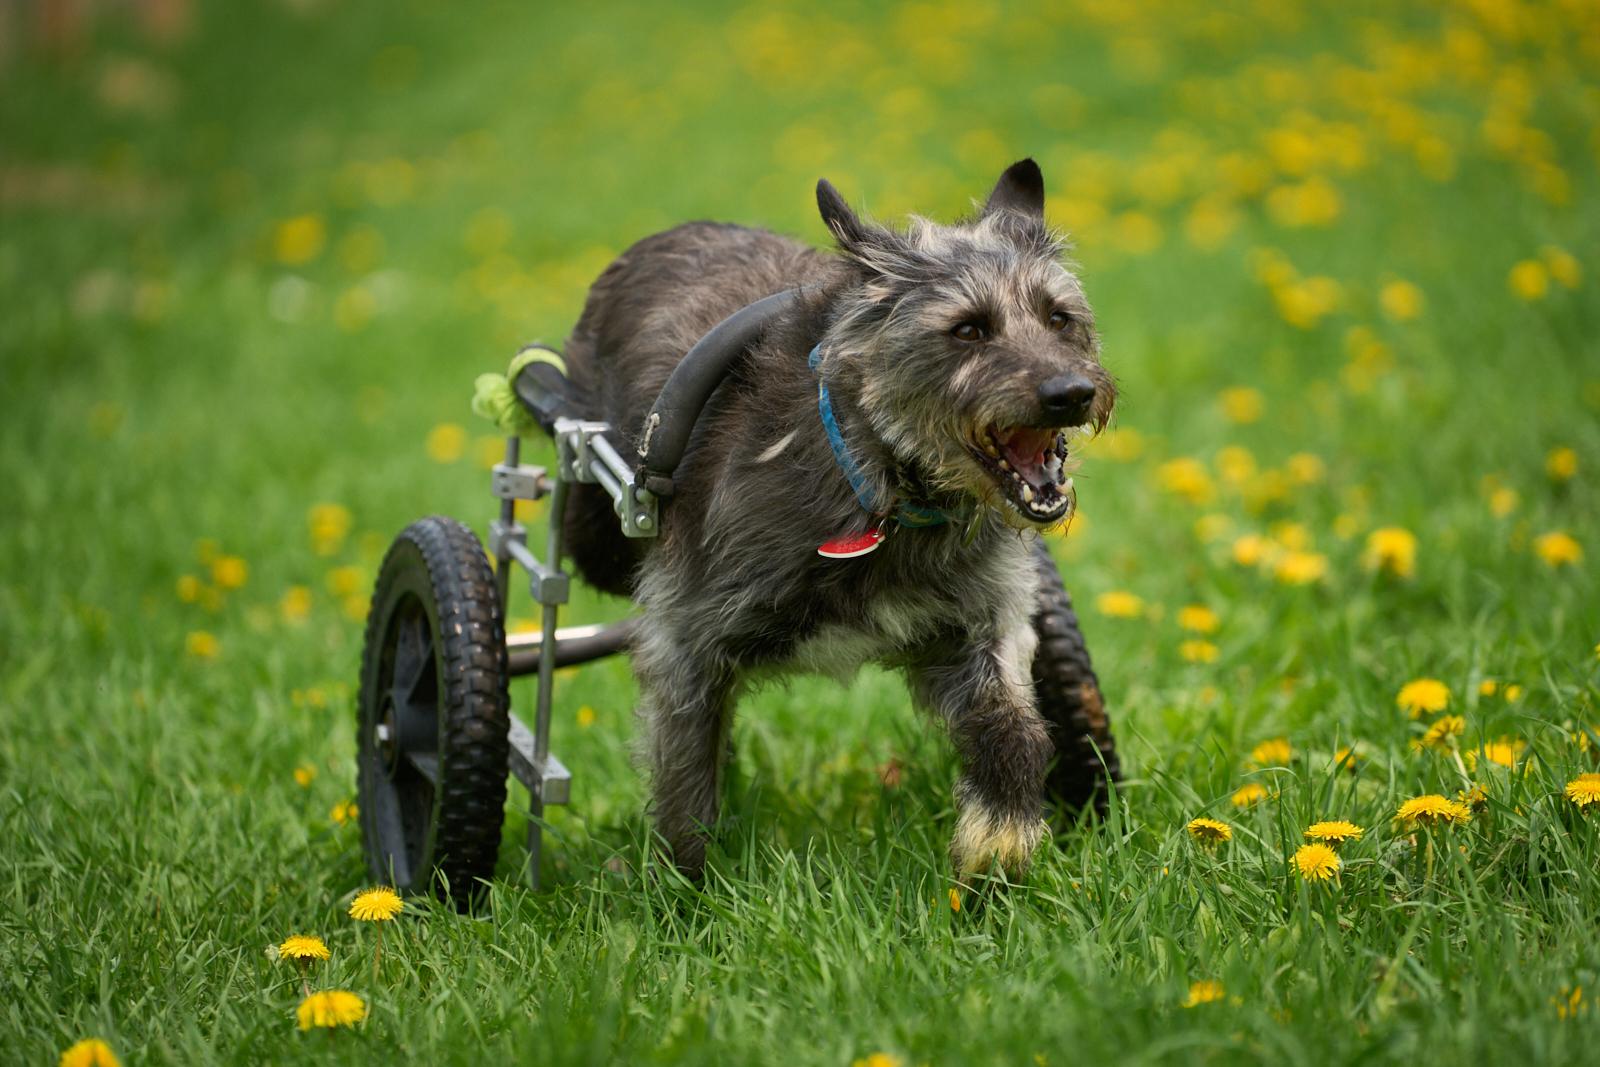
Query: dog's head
816 160 1114 527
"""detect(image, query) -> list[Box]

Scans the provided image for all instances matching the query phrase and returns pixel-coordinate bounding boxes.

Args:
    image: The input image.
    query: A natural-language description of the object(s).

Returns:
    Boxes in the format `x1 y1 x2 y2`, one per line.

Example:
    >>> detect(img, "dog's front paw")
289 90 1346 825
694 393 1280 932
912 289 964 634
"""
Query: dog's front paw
949 805 1046 879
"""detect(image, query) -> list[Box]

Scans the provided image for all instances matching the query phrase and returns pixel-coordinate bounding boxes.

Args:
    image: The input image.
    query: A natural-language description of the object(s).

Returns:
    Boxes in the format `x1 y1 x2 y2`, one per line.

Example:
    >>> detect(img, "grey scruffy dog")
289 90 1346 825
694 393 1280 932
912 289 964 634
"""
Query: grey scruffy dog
559 159 1115 880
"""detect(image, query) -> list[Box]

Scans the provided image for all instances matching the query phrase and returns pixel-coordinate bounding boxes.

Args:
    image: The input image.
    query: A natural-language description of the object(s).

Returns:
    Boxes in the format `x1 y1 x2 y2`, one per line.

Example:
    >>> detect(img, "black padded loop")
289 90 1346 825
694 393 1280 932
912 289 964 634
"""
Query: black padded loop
637 288 808 480
512 358 584 438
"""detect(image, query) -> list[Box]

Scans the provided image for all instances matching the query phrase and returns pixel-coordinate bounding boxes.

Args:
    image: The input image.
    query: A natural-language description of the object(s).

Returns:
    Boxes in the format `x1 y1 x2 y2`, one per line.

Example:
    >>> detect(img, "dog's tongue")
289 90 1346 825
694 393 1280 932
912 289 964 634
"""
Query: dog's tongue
998 426 1053 481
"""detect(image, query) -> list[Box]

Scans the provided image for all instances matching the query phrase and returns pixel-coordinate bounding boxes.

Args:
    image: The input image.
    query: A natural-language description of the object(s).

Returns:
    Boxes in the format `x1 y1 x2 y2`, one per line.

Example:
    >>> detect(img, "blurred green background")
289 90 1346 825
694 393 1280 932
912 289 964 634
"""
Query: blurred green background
3 0 1599 1064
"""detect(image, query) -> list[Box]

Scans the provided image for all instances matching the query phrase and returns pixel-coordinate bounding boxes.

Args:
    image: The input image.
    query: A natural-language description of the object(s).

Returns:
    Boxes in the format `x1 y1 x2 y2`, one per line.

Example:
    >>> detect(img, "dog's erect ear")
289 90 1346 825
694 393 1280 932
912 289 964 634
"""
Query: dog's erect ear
983 158 1046 220
817 179 869 247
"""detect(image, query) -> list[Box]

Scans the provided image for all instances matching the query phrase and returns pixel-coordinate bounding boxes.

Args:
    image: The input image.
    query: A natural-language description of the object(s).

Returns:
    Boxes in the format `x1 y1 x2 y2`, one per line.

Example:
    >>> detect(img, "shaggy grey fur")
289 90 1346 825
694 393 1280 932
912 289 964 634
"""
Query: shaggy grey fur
560 160 1115 878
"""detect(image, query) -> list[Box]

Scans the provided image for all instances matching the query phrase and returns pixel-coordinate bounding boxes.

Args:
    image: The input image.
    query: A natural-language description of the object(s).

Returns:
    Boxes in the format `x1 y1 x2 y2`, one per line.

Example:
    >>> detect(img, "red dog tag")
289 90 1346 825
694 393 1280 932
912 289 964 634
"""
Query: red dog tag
817 527 884 558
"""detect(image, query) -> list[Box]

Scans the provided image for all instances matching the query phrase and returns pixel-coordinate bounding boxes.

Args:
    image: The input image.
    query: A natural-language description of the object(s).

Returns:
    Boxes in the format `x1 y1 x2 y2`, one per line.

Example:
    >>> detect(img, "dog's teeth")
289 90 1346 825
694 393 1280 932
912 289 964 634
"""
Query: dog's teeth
1021 484 1034 503
998 459 1009 470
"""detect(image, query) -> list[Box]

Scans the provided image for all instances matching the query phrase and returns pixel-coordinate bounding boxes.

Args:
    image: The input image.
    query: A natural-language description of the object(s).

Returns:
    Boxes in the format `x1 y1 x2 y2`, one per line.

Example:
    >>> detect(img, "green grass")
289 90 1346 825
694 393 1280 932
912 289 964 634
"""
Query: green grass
4 0 1600 1063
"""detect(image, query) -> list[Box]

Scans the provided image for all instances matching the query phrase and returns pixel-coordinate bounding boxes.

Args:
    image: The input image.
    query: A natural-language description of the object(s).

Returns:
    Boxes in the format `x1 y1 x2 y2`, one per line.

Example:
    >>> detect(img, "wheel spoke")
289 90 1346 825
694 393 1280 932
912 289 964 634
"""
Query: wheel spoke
392 611 430 698
399 614 439 711
405 752 440 785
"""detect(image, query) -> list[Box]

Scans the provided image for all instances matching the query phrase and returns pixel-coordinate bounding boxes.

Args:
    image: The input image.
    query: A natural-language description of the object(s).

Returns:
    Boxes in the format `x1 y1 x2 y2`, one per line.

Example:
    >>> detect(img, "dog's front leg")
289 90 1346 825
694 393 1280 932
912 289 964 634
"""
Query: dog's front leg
632 621 736 879
908 625 1052 879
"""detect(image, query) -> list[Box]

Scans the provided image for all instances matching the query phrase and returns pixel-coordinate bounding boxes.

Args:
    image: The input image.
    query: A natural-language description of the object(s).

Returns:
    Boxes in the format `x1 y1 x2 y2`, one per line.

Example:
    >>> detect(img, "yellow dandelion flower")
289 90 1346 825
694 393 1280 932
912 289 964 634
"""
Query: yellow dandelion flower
852 1055 904 1067
1274 273 1342 325
1231 533 1269 567
1250 737 1292 766
1218 386 1265 424
1396 794 1472 828
1533 532 1583 567
59 1038 121 1067
1269 522 1311 551
307 502 353 556
1333 745 1362 772
1304 820 1363 846
1186 817 1232 846
350 886 403 921
279 585 313 625
1566 773 1600 810
1552 984 1586 1020
293 764 316 787
425 423 467 464
297 990 366 1030
1182 980 1226 1007
1194 513 1233 542
1418 715 1465 750
1542 246 1583 288
185 631 220 659
1508 259 1549 300
1215 445 1256 487
1458 785 1489 812
1379 279 1425 321
1273 550 1327 585
1464 738 1523 770
279 935 330 961
1097 590 1144 618
325 566 363 597
1545 447 1578 482
1180 640 1219 663
275 214 327 266
175 574 202 602
1286 452 1326 484
211 555 249 590
1397 678 1450 718
1293 842 1340 882
1479 679 1497 696
1504 684 1523 702
1158 457 1214 504
1177 604 1221 634
1363 527 1417 578
1490 487 1519 517
576 704 596 728
330 801 358 824
1232 783 1269 808
948 888 961 913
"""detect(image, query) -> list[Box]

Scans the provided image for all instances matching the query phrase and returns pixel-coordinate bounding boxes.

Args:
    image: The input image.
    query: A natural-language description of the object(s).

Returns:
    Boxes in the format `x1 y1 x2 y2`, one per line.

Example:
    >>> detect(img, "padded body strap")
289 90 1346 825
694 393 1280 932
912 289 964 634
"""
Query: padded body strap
636 288 808 484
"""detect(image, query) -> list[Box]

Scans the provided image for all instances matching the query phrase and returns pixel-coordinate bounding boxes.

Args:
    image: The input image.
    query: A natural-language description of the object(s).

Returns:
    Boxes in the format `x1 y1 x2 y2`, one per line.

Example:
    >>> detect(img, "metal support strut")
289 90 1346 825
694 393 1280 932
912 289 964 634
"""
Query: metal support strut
487 419 652 890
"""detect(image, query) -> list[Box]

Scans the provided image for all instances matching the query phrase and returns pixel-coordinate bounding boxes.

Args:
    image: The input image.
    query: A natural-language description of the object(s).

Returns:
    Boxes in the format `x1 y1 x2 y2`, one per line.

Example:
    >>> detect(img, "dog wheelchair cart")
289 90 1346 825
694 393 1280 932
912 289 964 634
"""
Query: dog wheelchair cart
355 291 1120 898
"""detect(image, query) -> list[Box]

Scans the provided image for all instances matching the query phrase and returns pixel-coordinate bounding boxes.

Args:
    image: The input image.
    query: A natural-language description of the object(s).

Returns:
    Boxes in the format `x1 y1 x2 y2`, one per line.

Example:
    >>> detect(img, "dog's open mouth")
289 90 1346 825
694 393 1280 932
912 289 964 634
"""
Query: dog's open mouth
968 425 1074 523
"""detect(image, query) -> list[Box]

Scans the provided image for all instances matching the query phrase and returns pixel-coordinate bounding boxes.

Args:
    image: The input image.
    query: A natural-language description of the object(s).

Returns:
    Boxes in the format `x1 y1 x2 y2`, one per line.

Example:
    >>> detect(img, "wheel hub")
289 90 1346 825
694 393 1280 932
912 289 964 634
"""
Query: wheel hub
377 686 436 779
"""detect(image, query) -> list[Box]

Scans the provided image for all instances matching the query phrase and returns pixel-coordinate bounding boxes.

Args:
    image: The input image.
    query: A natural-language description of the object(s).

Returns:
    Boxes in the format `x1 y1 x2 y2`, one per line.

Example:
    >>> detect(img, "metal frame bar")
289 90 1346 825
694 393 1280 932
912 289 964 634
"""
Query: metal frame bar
488 420 651 890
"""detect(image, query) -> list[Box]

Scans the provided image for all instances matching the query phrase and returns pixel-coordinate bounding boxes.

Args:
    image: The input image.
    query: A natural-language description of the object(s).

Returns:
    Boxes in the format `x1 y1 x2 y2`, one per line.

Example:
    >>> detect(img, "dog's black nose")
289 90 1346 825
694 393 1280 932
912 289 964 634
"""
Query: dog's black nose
1038 375 1096 423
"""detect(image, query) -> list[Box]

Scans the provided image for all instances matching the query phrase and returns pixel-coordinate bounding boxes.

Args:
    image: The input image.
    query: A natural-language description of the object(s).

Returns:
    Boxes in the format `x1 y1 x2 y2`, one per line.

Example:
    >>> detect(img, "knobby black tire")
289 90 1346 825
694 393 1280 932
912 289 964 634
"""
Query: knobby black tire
357 516 510 906
1030 538 1120 823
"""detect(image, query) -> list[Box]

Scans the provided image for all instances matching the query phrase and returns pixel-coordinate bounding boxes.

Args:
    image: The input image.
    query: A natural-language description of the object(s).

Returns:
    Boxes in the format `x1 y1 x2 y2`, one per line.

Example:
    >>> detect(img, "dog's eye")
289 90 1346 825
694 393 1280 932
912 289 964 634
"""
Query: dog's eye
952 323 986 343
1048 311 1071 331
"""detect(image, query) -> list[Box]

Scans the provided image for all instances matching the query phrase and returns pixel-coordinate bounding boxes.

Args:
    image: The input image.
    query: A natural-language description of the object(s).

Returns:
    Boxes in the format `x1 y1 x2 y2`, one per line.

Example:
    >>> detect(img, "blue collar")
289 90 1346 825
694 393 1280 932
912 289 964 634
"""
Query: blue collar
808 345 965 528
